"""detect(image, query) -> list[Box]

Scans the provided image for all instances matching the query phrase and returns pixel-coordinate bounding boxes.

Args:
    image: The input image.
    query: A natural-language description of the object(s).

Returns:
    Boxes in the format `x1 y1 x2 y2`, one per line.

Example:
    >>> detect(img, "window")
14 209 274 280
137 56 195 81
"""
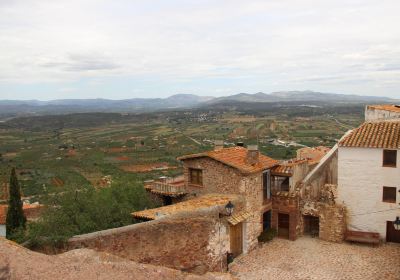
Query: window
383 150 397 167
280 178 290 192
382 186 397 203
189 168 203 185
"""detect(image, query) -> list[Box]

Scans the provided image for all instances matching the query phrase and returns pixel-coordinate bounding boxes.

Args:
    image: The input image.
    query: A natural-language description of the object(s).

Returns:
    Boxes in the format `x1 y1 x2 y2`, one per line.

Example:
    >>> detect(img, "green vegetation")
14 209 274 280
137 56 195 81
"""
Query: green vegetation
16 182 156 248
6 168 27 239
0 103 364 247
258 228 277 243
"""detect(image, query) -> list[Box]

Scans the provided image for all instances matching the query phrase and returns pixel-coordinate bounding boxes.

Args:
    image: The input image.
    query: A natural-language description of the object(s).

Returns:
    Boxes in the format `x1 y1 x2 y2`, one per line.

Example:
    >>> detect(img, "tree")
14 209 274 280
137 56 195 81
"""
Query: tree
6 168 26 239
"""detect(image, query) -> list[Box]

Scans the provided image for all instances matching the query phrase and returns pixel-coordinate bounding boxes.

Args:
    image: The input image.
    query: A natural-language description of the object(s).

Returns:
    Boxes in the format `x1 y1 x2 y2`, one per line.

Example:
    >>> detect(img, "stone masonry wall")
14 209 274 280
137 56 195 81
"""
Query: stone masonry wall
67 215 228 274
301 200 346 242
271 194 299 241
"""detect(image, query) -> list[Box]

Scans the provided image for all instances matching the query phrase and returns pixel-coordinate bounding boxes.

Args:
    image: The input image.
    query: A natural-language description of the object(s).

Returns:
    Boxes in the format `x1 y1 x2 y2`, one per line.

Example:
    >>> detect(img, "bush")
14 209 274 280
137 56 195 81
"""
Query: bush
258 228 277 243
20 182 157 248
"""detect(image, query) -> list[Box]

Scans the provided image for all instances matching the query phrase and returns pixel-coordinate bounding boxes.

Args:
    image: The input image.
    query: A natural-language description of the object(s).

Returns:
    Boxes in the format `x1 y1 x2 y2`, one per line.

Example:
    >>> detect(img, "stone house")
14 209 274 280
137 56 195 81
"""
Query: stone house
337 120 400 243
175 145 278 254
270 159 311 240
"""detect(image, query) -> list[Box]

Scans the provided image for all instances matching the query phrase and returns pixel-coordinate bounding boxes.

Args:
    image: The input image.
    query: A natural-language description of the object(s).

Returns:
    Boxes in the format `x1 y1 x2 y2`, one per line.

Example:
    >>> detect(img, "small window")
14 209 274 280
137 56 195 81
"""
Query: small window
189 168 203 185
382 186 397 203
281 178 290 192
383 150 397 167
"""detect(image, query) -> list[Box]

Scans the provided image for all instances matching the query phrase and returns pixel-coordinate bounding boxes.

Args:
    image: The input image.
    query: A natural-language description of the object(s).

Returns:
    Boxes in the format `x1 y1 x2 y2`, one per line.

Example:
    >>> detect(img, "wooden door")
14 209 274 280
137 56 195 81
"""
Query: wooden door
303 215 319 236
386 221 400 243
230 223 243 257
278 213 290 239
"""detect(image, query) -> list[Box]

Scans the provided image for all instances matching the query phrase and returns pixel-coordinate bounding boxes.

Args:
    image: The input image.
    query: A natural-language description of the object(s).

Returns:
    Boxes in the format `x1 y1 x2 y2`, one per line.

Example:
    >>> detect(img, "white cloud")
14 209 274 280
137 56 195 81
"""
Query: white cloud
0 0 399 98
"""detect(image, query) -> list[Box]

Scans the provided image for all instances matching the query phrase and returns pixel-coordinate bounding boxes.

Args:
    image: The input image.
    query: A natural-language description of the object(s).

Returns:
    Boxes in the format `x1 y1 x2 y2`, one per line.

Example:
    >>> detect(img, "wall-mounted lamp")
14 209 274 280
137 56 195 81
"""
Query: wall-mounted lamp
394 216 400 231
219 201 234 218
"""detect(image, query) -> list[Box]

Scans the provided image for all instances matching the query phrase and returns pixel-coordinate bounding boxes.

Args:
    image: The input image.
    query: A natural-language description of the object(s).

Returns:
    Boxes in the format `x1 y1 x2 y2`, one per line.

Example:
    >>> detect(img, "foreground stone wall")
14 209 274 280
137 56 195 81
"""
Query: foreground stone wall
68 215 228 274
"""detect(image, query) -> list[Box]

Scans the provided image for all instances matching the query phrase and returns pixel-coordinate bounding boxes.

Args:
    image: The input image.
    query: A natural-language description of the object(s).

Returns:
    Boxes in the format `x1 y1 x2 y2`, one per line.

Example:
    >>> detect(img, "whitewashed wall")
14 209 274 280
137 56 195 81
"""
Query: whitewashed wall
337 147 400 239
0 225 6 237
365 108 400 121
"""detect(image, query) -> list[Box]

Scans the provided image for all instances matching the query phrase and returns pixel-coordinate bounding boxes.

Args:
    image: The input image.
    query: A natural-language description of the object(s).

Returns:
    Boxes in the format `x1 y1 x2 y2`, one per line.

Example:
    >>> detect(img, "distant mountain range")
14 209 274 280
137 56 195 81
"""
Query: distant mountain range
0 91 398 118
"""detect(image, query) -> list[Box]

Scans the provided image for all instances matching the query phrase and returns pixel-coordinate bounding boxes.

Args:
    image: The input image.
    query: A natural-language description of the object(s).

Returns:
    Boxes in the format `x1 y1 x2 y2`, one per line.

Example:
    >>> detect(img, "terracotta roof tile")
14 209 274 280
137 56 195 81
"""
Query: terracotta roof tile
178 147 278 174
339 120 400 149
132 194 238 220
367 104 400 113
271 159 308 176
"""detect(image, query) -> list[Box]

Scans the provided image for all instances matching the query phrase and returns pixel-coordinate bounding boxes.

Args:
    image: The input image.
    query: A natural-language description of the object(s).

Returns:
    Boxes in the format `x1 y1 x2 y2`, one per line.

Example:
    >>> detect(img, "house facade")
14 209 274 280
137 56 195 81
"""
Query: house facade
338 120 400 242
177 145 278 254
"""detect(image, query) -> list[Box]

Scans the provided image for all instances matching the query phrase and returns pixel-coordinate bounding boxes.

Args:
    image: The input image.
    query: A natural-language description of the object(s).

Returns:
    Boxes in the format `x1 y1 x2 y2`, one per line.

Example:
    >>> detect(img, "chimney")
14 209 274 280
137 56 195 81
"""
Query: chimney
246 145 259 165
214 140 224 151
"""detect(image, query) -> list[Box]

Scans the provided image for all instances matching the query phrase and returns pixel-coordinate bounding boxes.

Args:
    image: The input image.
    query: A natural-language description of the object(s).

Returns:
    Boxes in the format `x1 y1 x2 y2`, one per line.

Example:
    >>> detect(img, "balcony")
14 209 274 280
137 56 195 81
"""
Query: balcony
144 176 187 197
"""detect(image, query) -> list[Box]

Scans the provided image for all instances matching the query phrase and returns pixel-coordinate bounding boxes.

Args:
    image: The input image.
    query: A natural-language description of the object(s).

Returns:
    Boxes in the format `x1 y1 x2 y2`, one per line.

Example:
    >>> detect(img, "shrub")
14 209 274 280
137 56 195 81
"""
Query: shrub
258 228 277 243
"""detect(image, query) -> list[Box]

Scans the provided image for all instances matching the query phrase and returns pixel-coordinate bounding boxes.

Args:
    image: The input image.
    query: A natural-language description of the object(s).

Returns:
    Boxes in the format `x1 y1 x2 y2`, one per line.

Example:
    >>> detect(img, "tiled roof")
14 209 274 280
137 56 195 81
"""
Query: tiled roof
297 146 330 165
227 210 252 226
271 159 308 176
271 165 293 176
132 193 238 220
177 147 278 174
339 120 400 149
367 104 400 113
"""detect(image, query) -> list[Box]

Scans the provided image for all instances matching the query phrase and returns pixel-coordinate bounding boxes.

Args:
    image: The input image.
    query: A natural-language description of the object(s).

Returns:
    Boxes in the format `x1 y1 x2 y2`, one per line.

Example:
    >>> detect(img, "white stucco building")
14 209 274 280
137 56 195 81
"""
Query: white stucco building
337 120 400 242
365 104 400 121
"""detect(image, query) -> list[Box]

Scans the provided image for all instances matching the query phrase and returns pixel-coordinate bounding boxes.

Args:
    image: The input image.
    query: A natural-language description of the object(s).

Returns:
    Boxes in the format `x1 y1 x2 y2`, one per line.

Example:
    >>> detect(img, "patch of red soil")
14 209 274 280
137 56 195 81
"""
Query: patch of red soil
120 162 176 173
51 177 64 187
116 156 130 161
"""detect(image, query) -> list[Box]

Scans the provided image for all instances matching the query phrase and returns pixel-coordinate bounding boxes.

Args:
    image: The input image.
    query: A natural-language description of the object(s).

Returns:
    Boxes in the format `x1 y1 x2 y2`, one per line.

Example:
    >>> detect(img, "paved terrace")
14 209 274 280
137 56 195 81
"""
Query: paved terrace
230 237 400 280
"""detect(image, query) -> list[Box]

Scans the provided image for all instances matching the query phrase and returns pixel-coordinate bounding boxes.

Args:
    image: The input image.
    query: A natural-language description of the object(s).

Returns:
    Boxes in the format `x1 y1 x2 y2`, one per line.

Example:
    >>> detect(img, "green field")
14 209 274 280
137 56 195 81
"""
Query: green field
0 107 363 200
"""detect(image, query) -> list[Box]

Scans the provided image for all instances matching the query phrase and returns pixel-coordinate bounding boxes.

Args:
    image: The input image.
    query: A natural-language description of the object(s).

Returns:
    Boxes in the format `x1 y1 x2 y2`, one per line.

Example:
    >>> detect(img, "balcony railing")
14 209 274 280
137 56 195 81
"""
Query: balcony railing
145 180 187 197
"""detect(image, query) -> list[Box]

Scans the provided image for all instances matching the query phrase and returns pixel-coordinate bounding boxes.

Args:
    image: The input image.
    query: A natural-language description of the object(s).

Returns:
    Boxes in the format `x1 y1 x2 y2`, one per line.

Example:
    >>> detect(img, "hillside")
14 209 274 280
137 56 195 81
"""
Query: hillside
0 91 397 119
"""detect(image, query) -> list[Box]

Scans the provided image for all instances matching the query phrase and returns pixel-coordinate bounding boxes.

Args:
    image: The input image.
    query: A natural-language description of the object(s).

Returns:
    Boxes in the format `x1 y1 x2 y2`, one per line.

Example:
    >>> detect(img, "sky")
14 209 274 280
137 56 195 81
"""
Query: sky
0 0 399 100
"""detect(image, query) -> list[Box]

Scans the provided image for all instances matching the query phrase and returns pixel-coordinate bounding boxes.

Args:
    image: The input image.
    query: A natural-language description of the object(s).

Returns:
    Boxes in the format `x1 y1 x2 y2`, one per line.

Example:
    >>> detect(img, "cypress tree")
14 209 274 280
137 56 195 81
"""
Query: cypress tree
6 168 26 238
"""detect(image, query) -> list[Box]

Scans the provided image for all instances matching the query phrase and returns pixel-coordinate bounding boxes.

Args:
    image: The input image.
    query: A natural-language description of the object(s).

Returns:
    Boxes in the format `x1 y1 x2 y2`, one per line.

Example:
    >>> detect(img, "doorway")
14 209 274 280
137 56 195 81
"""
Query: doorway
386 221 400 243
278 213 289 239
303 215 319 237
230 222 243 257
263 211 271 231
163 196 172 205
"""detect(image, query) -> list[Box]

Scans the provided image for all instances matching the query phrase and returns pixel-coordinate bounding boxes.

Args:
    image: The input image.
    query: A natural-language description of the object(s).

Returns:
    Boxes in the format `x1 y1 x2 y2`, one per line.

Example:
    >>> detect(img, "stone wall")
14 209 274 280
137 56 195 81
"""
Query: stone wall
67 214 229 274
271 193 299 241
301 200 346 242
296 147 346 242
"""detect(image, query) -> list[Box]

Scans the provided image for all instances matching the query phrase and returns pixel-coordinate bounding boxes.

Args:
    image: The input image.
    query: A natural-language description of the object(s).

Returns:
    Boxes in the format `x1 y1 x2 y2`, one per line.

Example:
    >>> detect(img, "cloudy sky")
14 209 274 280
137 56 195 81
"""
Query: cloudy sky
0 0 399 100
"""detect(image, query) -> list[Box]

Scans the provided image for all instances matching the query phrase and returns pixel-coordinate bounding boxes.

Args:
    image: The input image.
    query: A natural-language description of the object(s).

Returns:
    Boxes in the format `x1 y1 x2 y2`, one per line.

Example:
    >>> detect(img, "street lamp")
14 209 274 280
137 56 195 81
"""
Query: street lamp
219 201 235 218
394 216 400 231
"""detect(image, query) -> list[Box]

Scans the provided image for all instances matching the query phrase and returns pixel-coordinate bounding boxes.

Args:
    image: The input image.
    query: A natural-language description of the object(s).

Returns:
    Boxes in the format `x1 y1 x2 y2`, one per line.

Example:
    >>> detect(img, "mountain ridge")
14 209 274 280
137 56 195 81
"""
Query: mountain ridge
0 91 398 118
